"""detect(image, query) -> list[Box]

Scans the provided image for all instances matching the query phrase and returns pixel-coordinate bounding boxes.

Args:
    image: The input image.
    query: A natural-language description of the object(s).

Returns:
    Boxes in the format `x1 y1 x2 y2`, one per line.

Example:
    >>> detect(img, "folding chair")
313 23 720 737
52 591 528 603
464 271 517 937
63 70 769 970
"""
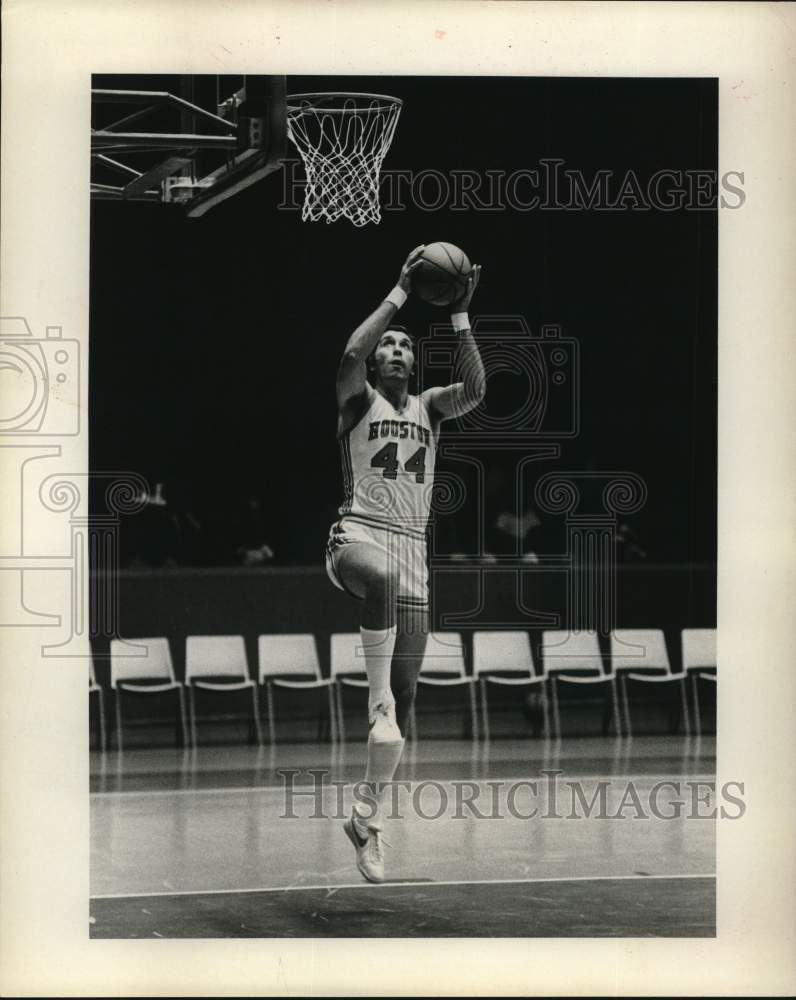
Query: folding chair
110 637 189 751
473 631 548 739
330 632 370 741
258 634 337 742
185 635 263 746
412 632 477 740
89 659 107 751
541 630 621 737
611 629 690 736
682 628 717 736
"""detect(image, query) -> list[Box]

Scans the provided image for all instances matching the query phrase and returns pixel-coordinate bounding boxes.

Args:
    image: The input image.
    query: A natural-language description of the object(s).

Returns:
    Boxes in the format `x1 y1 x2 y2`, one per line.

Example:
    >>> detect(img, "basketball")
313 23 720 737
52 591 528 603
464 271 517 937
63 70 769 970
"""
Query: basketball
412 241 472 306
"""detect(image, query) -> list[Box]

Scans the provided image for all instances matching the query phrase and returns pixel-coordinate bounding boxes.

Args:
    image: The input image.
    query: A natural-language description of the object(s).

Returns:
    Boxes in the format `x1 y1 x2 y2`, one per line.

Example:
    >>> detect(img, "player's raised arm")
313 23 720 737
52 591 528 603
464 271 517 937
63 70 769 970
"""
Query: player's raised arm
422 265 487 421
336 246 426 414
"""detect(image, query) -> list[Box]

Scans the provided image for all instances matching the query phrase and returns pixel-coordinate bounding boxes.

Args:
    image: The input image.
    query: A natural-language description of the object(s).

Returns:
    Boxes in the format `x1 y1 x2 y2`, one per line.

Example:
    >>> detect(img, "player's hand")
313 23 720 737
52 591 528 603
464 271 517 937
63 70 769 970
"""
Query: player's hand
398 245 426 293
452 264 481 313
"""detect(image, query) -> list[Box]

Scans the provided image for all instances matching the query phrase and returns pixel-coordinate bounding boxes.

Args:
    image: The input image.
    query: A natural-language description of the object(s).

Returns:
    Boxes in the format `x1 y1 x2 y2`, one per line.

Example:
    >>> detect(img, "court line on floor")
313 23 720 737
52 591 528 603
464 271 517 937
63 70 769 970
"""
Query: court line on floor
90 774 718 798
90 871 716 901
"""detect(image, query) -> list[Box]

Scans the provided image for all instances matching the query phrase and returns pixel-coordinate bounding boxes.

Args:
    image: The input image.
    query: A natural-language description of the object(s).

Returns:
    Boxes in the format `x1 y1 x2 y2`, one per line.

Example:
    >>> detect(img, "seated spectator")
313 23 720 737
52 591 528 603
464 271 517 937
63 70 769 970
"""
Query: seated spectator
231 496 276 567
615 521 647 563
125 481 179 567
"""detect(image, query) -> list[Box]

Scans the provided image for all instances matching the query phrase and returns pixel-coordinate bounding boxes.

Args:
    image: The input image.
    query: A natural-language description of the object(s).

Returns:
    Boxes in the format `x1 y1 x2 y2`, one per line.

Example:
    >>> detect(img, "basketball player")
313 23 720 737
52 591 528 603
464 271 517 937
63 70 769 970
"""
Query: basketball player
326 245 485 881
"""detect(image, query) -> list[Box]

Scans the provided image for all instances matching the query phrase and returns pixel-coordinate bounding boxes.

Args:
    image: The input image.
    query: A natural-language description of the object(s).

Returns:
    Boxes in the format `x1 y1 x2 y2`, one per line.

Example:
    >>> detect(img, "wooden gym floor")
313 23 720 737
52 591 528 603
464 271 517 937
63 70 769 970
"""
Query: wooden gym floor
90 734 716 937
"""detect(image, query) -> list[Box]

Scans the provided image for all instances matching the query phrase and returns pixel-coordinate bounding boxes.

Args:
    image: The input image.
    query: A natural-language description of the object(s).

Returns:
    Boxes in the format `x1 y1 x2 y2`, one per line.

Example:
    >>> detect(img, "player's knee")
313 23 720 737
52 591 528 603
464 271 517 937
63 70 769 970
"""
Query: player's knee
367 565 399 602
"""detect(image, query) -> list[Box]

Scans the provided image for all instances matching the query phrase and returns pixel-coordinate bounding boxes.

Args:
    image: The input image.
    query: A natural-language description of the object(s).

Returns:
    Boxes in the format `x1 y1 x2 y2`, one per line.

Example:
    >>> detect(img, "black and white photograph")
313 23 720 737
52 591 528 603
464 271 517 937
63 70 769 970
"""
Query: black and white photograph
86 68 722 936
1 2 794 996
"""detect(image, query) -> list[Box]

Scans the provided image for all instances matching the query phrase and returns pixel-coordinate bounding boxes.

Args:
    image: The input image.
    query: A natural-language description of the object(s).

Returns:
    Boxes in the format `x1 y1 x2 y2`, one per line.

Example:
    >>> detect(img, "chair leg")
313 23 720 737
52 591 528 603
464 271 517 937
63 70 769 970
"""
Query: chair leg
609 677 622 737
691 674 702 737
335 684 346 742
188 685 198 747
96 689 107 752
679 677 691 735
316 688 326 741
114 688 124 752
550 677 561 738
468 681 479 741
540 682 550 738
327 685 338 742
265 683 276 744
480 679 490 742
251 685 264 745
620 674 632 737
176 685 189 748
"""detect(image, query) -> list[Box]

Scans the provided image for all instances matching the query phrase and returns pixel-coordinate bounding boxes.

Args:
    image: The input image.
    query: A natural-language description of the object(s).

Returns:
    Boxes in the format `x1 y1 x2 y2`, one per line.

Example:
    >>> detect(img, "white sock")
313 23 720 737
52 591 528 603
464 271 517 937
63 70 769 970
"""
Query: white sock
359 624 397 713
354 624 401 829
354 734 406 831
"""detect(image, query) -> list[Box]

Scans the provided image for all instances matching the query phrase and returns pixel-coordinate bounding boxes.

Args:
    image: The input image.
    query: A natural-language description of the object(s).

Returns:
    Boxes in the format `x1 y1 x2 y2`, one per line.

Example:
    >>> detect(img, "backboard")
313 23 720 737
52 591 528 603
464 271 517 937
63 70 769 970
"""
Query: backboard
90 75 287 217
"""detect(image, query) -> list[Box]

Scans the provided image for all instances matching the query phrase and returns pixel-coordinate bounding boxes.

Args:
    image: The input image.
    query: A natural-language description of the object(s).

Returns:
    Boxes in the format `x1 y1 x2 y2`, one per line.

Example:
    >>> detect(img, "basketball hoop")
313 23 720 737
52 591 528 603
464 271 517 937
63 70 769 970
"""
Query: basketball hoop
286 92 402 227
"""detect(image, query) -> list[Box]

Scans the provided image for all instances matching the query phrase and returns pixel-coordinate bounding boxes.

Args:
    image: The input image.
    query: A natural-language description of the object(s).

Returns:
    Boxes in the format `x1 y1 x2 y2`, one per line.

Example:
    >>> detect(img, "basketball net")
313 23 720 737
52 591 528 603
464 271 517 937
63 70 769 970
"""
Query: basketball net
286 93 402 227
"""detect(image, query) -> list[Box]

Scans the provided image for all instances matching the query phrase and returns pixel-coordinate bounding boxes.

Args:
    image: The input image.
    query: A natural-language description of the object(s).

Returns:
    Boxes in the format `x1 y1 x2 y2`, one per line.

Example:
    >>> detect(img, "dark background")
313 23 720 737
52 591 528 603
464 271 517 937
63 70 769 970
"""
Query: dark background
90 74 717 568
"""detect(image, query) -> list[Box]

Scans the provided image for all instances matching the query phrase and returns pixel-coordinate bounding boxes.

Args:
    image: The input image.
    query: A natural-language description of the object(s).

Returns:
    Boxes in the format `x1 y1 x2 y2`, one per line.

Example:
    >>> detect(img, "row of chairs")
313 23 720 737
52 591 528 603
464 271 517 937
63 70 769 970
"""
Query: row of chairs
90 628 717 750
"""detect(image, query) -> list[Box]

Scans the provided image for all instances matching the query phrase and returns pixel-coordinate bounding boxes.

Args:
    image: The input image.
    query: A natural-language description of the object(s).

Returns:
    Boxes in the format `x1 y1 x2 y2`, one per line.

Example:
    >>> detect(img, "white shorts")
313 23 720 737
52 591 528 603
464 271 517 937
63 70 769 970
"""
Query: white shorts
325 514 429 609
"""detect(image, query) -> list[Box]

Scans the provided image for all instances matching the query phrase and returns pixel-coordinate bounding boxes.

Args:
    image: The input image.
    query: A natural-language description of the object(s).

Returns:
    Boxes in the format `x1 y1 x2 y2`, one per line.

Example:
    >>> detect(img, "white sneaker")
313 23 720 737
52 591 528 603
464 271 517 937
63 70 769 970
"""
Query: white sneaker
343 811 387 883
368 698 402 743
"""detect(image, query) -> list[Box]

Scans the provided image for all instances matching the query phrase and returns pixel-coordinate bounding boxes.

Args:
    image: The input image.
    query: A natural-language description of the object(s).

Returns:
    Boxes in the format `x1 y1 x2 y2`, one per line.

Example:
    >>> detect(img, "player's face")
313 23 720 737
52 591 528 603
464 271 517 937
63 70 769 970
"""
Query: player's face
373 331 414 384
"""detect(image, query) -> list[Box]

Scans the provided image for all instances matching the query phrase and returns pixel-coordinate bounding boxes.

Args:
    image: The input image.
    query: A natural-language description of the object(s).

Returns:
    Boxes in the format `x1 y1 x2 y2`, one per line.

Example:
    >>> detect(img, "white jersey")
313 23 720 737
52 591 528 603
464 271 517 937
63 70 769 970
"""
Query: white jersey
338 387 437 537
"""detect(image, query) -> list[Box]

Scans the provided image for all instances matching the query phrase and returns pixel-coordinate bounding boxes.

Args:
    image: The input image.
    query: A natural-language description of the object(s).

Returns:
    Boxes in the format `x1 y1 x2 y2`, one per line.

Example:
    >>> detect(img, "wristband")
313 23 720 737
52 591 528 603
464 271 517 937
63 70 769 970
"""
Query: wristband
384 286 407 310
451 311 470 332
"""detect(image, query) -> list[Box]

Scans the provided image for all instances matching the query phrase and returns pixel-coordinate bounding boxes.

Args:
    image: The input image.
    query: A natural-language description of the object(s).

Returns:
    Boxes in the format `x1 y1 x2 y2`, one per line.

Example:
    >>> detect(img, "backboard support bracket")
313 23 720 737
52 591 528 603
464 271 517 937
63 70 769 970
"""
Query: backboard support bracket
90 75 288 216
